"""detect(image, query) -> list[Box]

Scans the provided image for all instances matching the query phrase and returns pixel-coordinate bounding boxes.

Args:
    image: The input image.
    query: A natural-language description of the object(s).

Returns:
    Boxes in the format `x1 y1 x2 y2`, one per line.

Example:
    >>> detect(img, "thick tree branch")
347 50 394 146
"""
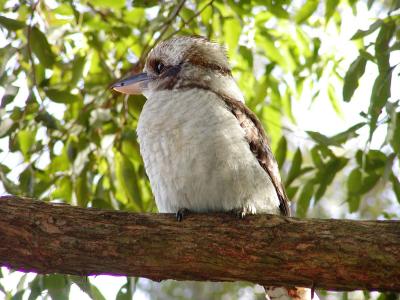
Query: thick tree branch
0 195 399 292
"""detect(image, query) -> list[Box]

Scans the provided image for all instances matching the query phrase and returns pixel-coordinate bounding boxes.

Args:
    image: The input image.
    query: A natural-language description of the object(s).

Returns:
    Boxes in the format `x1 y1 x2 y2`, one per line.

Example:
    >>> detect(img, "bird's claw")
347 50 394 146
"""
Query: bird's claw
231 208 246 219
176 208 190 221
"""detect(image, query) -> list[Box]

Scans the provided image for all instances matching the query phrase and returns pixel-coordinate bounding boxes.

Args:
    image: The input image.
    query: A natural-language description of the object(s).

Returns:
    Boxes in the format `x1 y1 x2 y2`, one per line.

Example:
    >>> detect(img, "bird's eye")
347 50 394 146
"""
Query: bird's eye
155 61 165 74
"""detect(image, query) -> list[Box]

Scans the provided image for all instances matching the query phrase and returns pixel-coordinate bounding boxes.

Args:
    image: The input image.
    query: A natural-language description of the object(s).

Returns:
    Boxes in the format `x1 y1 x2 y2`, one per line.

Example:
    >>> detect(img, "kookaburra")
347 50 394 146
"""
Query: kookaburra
112 36 313 300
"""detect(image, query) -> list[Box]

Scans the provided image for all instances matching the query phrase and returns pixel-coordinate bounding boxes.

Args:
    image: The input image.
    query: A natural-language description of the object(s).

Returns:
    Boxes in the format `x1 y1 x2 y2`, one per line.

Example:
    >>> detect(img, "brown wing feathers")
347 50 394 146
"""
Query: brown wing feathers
221 95 291 217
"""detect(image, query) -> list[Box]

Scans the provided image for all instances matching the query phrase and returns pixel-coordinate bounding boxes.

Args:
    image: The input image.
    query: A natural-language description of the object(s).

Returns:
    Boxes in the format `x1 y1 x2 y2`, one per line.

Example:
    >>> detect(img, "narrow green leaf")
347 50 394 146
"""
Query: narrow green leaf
92 0 125 8
369 70 392 138
274 136 287 168
306 131 331 145
115 152 142 209
311 146 324 169
295 0 319 23
315 157 349 200
390 173 400 204
390 112 400 153
0 16 25 31
351 20 383 40
75 170 89 207
31 27 55 68
343 56 367 102
329 122 365 145
375 20 395 73
325 0 339 22
11 290 25 300
286 148 303 186
223 17 241 54
45 89 80 103
296 181 314 217
328 84 342 115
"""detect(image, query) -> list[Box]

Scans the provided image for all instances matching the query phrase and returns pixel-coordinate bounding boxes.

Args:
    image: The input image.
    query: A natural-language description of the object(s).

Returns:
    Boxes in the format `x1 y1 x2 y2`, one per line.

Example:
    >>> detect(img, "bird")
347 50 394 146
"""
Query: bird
112 36 314 300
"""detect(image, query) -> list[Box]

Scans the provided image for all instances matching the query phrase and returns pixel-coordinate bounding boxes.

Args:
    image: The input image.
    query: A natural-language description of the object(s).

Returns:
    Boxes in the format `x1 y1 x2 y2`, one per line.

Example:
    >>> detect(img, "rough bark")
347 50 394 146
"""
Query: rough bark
0 195 399 292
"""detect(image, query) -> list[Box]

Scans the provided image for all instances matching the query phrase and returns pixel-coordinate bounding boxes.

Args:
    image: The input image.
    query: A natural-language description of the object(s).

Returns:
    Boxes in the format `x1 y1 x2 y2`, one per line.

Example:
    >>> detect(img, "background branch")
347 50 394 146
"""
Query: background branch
0 195 399 292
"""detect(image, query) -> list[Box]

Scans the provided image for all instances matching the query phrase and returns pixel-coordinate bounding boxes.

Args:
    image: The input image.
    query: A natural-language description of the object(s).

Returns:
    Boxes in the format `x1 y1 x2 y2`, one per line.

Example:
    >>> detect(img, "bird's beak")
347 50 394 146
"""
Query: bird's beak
111 72 149 95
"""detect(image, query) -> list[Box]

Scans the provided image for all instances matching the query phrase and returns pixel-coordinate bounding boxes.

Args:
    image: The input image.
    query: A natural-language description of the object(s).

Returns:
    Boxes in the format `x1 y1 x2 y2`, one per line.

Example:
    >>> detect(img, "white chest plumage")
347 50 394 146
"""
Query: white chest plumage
137 88 280 214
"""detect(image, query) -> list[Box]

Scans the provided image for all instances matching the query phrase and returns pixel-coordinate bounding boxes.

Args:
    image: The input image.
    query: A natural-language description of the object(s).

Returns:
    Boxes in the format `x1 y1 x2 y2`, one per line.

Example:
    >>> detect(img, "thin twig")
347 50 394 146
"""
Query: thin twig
138 0 186 65
164 0 215 41
27 1 39 88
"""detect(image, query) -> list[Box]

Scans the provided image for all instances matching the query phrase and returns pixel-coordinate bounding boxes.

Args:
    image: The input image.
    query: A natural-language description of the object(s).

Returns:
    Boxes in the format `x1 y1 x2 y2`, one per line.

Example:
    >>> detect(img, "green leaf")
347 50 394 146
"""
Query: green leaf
359 173 380 194
294 0 319 23
369 70 392 138
390 112 400 153
274 136 287 168
296 181 314 217
45 89 80 103
351 19 383 40
0 16 25 31
11 290 25 300
71 55 86 87
17 129 36 159
325 0 339 22
343 56 367 102
306 131 331 145
390 173 400 204
347 195 361 213
223 16 241 54
286 148 303 186
328 122 365 145
347 168 362 195
314 157 348 200
91 0 125 9
31 27 55 68
43 274 70 300
75 170 89 207
375 20 395 73
115 152 142 210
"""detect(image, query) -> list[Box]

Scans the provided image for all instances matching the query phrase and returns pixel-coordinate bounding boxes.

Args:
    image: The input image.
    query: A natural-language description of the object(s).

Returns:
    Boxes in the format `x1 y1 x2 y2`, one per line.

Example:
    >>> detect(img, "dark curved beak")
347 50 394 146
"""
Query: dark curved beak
111 72 149 95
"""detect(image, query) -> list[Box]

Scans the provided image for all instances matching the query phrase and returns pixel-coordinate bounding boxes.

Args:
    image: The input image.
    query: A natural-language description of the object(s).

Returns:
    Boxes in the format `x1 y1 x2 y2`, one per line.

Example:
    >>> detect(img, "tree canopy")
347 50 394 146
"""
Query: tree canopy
0 0 399 299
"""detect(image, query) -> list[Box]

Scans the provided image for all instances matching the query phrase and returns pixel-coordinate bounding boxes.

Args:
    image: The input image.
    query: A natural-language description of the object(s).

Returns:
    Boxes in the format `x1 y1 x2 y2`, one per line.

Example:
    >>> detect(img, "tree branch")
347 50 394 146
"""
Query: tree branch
0 195 399 292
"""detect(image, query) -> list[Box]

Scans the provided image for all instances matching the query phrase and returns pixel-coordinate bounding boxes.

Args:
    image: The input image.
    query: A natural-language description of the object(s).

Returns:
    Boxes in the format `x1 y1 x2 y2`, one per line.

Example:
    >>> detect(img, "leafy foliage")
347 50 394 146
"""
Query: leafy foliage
0 0 399 299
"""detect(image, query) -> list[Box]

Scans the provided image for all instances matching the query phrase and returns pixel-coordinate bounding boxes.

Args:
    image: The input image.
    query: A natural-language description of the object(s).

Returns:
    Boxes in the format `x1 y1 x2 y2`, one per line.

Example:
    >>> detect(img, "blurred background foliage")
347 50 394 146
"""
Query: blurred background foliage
0 0 399 299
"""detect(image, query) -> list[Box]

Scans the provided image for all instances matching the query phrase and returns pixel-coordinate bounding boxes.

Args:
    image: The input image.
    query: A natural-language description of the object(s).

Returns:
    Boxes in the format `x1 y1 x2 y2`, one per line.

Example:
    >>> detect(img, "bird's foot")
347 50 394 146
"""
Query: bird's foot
231 208 247 219
176 208 190 222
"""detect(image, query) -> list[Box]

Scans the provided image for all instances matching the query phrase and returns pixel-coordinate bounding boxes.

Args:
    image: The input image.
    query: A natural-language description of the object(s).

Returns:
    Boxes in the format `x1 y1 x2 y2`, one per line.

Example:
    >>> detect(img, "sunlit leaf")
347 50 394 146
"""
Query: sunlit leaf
325 0 339 22
294 0 319 23
17 129 36 159
115 151 142 210
91 0 125 9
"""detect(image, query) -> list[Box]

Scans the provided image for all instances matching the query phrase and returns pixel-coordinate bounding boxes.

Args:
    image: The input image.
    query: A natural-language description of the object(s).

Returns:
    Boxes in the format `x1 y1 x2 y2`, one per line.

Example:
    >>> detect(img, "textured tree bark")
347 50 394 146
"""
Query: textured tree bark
0 195 399 292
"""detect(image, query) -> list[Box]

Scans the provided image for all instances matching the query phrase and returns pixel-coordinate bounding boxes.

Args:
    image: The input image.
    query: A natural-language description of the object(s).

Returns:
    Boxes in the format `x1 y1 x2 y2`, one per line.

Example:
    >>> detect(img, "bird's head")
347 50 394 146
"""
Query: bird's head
112 36 243 101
